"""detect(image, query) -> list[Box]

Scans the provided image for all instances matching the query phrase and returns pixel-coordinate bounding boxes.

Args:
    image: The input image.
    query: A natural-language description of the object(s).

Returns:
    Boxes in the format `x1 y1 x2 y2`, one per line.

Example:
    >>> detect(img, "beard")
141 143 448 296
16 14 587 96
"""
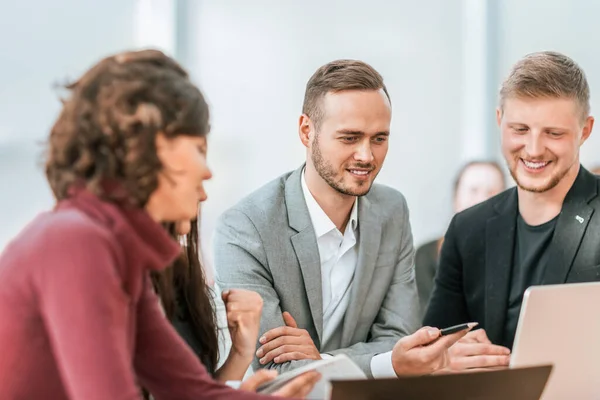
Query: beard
507 156 571 193
311 135 375 197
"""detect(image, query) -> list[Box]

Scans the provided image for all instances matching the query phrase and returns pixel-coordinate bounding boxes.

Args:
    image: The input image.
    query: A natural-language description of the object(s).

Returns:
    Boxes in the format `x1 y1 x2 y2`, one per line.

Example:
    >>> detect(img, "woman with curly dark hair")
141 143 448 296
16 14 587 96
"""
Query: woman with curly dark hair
154 218 264 382
0 49 318 400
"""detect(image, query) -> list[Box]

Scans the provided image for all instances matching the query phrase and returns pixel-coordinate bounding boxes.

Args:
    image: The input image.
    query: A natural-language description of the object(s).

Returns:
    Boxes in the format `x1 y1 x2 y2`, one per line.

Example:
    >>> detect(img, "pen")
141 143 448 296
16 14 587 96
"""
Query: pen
439 322 478 336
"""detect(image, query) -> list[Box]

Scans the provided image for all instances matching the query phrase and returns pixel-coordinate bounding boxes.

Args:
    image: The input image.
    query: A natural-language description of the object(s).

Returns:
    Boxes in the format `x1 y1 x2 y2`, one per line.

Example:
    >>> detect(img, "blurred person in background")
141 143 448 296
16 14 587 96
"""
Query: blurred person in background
0 49 318 400
415 161 506 318
589 165 600 174
153 218 262 383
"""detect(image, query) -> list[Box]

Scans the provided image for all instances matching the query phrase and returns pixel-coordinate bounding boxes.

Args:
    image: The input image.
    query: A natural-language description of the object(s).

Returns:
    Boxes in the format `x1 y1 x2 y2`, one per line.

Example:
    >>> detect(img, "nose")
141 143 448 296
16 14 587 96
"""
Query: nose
524 131 545 158
354 140 374 163
203 166 213 181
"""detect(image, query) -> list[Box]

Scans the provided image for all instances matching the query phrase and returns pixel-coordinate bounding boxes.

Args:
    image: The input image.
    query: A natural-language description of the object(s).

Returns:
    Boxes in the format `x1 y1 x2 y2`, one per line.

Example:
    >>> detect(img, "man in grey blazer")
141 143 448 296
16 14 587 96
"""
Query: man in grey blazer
214 59 469 378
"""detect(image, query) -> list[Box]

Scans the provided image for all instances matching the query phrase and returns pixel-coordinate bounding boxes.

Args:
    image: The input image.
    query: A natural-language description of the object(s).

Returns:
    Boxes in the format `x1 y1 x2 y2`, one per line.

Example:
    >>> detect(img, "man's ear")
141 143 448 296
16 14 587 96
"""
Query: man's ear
299 114 313 148
496 107 502 127
580 116 594 144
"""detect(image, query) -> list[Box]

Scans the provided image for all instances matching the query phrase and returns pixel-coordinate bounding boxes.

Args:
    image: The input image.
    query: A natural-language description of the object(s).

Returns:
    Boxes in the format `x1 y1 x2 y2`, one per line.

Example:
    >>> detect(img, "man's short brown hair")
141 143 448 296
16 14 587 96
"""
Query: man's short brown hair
499 51 590 121
302 59 390 129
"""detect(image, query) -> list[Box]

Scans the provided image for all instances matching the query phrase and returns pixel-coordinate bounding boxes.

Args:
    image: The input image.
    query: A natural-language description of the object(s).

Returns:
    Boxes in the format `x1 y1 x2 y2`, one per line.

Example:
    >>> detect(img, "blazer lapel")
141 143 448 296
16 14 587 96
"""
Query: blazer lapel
484 189 518 344
341 196 382 346
285 167 323 345
542 168 597 285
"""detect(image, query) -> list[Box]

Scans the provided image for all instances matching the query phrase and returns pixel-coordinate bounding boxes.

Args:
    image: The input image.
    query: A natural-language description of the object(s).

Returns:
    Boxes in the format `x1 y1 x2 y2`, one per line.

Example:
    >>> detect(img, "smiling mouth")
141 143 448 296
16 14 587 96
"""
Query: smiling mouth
348 169 370 175
521 159 551 170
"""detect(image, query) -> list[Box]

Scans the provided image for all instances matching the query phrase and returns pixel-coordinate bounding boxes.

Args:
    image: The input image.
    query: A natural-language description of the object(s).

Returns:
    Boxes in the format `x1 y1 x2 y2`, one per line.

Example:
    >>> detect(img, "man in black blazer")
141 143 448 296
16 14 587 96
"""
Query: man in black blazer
424 51 599 371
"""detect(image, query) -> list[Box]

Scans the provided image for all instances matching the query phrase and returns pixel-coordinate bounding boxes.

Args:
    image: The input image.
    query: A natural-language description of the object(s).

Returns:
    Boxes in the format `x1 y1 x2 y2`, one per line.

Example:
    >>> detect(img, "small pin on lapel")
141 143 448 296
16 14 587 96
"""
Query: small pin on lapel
575 215 584 224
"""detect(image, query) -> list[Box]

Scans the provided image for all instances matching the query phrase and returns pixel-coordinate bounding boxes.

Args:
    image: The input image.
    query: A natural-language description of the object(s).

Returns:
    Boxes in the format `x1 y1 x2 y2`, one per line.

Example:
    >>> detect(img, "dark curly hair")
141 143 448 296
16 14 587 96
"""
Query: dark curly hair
45 49 210 206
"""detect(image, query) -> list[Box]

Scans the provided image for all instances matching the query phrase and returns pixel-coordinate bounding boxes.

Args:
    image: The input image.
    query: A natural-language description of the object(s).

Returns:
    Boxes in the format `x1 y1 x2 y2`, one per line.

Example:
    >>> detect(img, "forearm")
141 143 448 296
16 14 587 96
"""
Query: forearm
214 351 253 382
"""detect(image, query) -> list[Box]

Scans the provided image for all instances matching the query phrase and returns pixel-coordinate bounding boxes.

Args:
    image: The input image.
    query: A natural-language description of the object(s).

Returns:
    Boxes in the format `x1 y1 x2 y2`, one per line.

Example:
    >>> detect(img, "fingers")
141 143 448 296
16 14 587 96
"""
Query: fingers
426 328 470 354
257 330 310 360
452 342 510 357
451 354 511 370
259 343 309 365
447 341 511 370
398 327 441 350
257 336 289 360
282 311 298 328
394 325 476 375
239 369 278 392
257 319 319 364
473 329 491 343
273 351 317 364
465 366 511 372
449 336 510 370
224 290 263 312
437 328 471 348
221 290 230 303
225 309 260 326
461 329 491 344
223 290 263 331
259 326 302 344
257 336 293 357
415 328 471 367
274 371 321 398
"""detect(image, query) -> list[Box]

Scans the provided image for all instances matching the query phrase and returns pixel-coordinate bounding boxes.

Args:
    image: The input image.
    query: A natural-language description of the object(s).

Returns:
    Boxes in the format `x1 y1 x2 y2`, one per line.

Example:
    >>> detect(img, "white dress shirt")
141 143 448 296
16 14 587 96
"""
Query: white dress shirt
301 172 396 378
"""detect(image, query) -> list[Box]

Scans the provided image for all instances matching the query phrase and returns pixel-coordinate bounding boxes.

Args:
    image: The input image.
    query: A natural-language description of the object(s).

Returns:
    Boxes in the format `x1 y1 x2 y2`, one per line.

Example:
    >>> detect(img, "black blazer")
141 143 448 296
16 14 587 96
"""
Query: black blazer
415 238 441 319
423 167 600 346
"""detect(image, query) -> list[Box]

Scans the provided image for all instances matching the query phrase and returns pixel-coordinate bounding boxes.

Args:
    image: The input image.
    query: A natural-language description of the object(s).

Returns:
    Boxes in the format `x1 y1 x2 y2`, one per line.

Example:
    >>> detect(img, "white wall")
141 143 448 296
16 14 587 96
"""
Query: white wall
11 1 598 259
184 0 467 272
496 0 600 168
0 0 138 249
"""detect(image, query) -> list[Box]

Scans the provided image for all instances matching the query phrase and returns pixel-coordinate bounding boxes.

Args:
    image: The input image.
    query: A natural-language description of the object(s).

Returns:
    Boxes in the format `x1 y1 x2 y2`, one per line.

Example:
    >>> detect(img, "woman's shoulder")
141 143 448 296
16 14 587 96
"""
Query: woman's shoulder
40 207 116 246
5 207 115 259
0 207 124 300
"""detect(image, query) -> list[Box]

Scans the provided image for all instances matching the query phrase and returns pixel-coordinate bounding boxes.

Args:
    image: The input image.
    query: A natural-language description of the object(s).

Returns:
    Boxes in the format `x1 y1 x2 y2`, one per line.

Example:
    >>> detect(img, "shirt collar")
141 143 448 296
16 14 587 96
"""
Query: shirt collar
301 169 358 238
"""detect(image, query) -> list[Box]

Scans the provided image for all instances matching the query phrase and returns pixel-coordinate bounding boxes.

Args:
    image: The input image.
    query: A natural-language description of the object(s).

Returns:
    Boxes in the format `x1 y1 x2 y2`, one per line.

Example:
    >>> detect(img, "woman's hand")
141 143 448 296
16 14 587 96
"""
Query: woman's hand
239 369 321 398
222 289 263 358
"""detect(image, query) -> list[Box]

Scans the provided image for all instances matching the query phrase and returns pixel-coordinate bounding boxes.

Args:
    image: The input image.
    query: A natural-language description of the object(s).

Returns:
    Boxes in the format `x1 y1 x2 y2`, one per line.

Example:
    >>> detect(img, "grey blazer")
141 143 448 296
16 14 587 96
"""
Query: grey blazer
213 166 420 377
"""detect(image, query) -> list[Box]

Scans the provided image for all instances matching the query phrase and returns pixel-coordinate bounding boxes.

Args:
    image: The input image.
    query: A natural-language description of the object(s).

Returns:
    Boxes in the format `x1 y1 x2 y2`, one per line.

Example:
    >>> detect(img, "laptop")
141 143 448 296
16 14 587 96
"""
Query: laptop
510 281 600 399
330 365 552 400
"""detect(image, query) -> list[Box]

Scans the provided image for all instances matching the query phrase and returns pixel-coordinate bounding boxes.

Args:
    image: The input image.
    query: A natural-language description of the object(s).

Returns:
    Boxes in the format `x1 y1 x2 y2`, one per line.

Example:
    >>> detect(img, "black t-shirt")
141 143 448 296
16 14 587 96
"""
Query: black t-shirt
502 214 558 349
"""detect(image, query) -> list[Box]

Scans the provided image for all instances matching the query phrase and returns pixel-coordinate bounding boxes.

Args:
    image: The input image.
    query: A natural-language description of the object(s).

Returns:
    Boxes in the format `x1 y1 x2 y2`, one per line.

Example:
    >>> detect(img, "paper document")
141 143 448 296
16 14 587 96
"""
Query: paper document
256 354 366 399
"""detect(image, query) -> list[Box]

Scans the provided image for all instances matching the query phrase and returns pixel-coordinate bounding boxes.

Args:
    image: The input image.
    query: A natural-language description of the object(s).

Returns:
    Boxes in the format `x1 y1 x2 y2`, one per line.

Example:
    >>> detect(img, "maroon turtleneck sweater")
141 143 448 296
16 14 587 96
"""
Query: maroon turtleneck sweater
0 189 276 400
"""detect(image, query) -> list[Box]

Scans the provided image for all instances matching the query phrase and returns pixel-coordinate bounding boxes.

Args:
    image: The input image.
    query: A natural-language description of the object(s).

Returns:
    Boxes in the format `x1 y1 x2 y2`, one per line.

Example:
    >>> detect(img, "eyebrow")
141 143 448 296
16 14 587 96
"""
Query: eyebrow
507 122 570 131
336 129 390 136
